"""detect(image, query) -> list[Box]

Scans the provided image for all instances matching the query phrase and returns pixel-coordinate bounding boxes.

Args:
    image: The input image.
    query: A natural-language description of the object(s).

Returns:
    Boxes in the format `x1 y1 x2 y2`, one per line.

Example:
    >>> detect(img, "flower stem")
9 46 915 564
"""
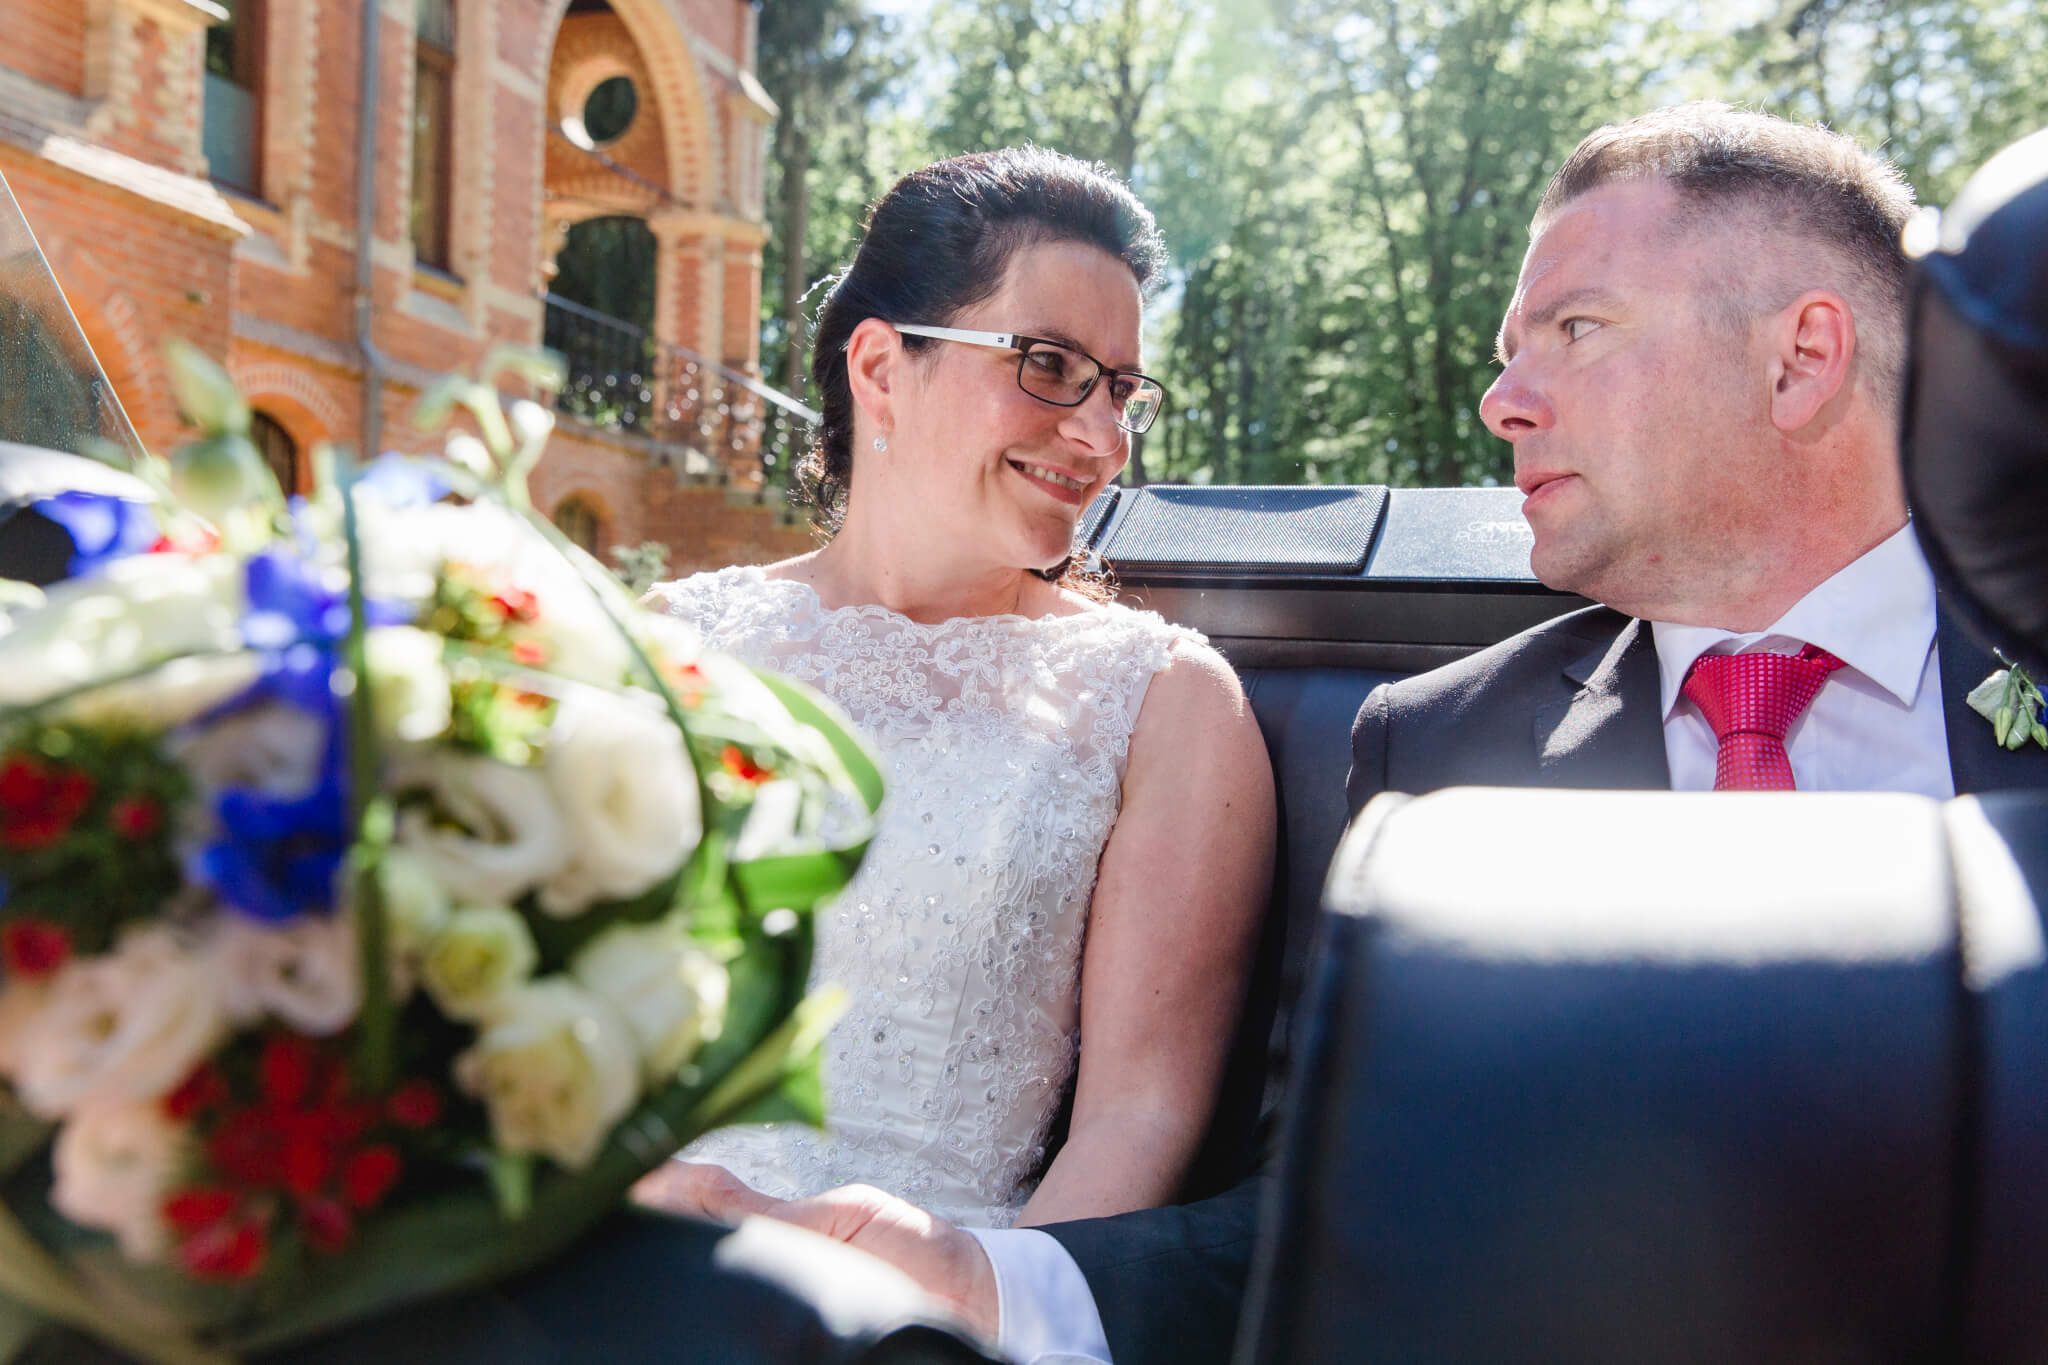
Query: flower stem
339 462 396 1094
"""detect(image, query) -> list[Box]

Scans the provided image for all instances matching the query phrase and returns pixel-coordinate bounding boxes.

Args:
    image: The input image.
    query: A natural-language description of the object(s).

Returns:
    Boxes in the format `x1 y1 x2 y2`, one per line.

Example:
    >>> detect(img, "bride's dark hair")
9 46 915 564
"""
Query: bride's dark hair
793 147 1166 587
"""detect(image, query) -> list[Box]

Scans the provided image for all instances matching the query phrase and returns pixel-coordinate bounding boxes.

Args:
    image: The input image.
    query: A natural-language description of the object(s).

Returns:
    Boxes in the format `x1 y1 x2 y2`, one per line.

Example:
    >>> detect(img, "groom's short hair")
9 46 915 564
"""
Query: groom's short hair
1535 102 1917 411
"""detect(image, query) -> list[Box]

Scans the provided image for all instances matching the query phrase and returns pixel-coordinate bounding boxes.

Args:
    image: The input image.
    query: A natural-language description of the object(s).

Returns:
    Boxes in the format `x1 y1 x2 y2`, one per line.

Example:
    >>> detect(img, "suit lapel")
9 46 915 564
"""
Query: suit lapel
1938 597 2048 794
1533 616 1671 789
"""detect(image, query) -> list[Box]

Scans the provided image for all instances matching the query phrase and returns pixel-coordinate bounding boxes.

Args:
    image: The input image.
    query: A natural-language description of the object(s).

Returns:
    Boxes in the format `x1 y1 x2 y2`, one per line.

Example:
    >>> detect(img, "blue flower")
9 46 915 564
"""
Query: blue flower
356 454 450 509
242 547 354 650
195 778 349 922
33 491 158 576
192 706 351 923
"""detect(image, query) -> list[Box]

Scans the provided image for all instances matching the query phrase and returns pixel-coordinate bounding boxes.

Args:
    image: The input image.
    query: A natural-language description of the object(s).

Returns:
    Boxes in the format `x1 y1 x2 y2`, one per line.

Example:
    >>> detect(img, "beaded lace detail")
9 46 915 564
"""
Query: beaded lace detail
645 565 1198 1227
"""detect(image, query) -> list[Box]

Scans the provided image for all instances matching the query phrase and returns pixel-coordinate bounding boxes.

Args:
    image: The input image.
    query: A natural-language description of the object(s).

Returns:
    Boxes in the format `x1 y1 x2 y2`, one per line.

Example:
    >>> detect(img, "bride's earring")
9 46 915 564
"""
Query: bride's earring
873 434 889 452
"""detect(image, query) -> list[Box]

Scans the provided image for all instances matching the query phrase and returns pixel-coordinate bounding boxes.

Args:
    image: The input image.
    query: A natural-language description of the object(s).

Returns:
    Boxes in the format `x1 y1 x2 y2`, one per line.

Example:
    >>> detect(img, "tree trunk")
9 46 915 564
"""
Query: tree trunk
779 116 812 398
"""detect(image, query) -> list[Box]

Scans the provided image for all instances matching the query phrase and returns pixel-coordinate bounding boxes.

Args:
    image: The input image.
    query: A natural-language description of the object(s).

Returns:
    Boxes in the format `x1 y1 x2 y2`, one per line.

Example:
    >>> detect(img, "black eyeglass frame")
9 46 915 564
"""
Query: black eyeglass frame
890 323 1168 434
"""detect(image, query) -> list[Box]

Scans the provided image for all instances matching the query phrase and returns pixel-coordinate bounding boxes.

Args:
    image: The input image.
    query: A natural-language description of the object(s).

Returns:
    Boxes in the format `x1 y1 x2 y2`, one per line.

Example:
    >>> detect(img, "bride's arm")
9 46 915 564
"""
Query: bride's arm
1014 641 1275 1228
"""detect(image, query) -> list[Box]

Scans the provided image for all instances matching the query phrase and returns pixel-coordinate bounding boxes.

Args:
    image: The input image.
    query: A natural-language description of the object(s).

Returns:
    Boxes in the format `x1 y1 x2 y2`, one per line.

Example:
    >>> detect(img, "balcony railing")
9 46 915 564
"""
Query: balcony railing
540 293 818 500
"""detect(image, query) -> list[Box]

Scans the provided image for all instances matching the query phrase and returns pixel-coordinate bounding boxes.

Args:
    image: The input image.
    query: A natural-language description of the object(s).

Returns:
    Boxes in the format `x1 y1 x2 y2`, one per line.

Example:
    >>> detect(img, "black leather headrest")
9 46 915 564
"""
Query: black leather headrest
1241 788 2048 1364
1902 128 2048 672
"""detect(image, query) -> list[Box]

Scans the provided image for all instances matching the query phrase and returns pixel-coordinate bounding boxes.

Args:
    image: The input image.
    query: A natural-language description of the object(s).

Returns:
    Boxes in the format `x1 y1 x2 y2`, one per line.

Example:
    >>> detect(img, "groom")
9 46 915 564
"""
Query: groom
1344 102 2048 807
650 104 2048 1365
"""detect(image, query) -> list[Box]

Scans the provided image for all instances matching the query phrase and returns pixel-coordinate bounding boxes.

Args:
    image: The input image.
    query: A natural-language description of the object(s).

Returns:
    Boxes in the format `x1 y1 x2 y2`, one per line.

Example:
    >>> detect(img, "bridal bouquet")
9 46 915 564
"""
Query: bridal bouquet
0 347 879 1363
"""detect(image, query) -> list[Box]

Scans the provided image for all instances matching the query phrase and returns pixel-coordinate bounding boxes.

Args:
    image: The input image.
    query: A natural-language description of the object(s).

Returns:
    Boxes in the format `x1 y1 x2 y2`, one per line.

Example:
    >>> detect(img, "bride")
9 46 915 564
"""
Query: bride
643 147 1273 1230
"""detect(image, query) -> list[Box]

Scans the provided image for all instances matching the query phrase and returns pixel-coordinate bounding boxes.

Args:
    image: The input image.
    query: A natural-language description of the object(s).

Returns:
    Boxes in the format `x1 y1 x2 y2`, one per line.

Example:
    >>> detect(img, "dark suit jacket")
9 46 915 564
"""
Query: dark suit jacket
27 1210 996 1365
1346 596 2048 809
1050 595 2048 1365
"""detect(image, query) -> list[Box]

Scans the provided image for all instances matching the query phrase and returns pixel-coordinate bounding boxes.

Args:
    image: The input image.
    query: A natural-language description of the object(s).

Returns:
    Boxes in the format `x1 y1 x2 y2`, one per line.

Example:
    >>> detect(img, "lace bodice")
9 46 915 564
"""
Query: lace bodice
646 565 1198 1227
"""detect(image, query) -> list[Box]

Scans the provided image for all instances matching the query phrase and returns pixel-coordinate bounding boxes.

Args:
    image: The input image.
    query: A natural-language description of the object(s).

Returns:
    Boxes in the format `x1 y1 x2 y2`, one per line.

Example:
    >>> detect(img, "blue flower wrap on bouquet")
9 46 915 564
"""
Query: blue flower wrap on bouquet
0 347 879 1364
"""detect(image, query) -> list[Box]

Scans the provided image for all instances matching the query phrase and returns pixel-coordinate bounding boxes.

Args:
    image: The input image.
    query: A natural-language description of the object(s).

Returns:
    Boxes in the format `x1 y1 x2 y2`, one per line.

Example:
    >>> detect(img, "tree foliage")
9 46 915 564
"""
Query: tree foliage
753 0 2048 486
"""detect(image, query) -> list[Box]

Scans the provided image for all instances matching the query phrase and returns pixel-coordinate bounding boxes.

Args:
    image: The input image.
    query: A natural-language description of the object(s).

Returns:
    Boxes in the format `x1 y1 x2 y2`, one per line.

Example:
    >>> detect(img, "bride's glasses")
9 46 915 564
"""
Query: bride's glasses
892 323 1168 434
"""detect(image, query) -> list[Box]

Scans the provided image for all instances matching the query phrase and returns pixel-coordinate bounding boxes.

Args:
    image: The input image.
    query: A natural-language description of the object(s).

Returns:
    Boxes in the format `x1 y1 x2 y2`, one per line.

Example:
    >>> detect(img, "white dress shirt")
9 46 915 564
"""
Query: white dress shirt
971 525 1957 1365
1652 523 1952 797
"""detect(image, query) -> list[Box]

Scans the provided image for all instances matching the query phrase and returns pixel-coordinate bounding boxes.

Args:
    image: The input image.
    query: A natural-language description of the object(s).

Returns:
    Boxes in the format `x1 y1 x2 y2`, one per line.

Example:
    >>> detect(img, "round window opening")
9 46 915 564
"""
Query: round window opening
582 76 638 145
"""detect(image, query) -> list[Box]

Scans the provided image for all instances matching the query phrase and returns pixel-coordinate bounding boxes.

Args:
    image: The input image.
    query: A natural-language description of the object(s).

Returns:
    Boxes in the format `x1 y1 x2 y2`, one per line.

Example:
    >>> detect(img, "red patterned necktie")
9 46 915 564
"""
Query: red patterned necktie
1681 644 1846 791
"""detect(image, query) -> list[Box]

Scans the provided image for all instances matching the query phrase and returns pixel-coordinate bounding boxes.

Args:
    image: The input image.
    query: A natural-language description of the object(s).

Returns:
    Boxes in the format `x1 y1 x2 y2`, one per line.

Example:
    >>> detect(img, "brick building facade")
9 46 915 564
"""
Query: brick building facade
0 0 811 574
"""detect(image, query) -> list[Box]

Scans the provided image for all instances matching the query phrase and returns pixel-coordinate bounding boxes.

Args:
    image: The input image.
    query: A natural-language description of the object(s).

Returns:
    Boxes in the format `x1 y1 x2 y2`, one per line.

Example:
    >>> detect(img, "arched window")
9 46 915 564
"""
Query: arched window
412 0 456 272
203 0 264 196
552 495 602 555
250 410 297 496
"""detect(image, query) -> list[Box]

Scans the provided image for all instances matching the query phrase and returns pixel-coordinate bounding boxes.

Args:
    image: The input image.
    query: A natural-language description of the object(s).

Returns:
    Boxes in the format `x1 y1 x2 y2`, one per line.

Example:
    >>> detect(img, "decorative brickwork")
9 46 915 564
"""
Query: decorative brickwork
1 0 780 576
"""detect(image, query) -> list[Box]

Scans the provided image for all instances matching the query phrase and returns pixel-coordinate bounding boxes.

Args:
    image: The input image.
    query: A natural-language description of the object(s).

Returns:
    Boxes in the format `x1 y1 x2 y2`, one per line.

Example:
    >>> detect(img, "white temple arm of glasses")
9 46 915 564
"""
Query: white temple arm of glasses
892 323 1018 350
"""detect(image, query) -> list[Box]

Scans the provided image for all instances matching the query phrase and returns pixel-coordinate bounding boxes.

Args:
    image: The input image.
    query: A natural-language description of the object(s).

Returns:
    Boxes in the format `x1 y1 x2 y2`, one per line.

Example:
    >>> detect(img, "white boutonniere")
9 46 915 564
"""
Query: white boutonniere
1966 656 2048 751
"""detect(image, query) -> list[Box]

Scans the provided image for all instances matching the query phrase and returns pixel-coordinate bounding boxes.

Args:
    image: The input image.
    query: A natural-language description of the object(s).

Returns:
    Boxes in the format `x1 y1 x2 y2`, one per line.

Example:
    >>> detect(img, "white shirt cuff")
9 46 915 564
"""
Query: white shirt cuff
966 1227 1115 1364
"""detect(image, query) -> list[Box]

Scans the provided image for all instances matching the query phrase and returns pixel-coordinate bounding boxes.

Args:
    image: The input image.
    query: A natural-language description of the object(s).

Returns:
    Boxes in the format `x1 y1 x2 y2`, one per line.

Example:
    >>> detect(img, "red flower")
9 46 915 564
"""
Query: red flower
386 1080 442 1129
0 754 94 850
163 1187 240 1235
172 1037 414 1269
163 1063 229 1121
298 1197 353 1253
341 1145 402 1211
177 1211 268 1280
721 745 774 783
510 638 550 666
491 587 539 622
109 793 162 840
0 918 71 979
259 1034 318 1111
668 662 706 708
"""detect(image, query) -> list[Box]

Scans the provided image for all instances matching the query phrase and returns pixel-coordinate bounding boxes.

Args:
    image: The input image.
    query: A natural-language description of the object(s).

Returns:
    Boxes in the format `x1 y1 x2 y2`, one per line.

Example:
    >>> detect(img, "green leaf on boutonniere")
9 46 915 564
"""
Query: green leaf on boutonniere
1968 661 2048 752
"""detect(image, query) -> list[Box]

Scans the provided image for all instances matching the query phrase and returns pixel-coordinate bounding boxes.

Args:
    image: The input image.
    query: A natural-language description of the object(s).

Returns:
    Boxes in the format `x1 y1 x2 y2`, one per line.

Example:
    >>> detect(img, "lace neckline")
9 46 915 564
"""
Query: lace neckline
721 563 1116 634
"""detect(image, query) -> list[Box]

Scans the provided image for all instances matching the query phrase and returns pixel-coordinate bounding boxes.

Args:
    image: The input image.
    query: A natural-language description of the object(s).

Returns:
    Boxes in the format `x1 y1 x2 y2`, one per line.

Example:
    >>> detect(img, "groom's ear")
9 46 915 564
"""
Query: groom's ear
1767 288 1858 435
845 317 901 431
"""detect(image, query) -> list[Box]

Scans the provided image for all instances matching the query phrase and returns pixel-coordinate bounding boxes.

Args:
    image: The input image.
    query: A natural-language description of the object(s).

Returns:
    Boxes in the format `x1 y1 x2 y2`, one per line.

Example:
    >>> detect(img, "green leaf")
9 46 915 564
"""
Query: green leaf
1966 669 2011 722
752 670 885 816
410 373 472 433
481 343 569 395
0 1103 51 1182
718 1041 826 1129
683 987 845 1133
162 339 250 436
0 1292 46 1365
731 845 870 912
0 1201 232 1365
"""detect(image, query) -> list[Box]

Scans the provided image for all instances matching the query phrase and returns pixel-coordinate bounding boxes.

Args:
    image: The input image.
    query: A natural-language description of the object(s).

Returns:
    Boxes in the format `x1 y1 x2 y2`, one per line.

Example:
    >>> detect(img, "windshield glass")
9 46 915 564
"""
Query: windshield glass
0 170 145 465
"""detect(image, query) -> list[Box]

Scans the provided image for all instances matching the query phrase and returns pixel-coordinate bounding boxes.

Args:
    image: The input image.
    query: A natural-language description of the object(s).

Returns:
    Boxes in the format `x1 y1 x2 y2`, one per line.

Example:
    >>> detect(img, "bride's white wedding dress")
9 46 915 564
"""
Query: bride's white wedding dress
646 565 1198 1227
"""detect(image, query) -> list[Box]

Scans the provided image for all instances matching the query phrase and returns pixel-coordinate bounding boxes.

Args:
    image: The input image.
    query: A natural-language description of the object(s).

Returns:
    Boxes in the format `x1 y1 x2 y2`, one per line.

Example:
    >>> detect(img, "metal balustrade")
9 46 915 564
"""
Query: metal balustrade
539 292 819 501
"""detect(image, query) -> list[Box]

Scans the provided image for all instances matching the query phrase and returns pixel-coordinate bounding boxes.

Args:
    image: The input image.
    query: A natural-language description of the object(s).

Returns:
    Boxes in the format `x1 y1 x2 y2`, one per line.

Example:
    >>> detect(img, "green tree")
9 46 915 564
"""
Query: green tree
1715 0 2048 206
757 0 909 403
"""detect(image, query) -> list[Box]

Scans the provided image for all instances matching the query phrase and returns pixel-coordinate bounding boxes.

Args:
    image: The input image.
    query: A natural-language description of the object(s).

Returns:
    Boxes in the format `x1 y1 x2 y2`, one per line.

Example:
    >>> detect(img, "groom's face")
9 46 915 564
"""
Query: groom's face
1481 179 1777 620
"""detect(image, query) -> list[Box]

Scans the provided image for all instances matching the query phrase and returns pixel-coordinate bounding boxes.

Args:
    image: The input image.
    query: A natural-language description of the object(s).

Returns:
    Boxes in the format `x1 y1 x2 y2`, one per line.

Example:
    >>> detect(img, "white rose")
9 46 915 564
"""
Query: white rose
394 752 570 905
570 921 728 1083
11 926 227 1119
50 1100 188 1262
0 979 51 1081
170 699 328 801
420 905 538 1021
212 911 360 1035
0 553 243 710
453 978 639 1170
366 626 452 743
364 503 630 686
58 652 264 731
536 687 701 917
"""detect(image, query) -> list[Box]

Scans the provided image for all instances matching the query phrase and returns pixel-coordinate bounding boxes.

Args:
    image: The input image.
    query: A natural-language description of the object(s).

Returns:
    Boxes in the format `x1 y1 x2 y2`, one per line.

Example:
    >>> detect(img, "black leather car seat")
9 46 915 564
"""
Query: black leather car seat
1241 787 2048 1364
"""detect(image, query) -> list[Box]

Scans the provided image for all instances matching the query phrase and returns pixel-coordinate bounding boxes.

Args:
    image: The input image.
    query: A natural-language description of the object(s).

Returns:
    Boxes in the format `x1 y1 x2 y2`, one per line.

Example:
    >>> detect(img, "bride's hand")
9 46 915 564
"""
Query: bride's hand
634 1162 1000 1341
